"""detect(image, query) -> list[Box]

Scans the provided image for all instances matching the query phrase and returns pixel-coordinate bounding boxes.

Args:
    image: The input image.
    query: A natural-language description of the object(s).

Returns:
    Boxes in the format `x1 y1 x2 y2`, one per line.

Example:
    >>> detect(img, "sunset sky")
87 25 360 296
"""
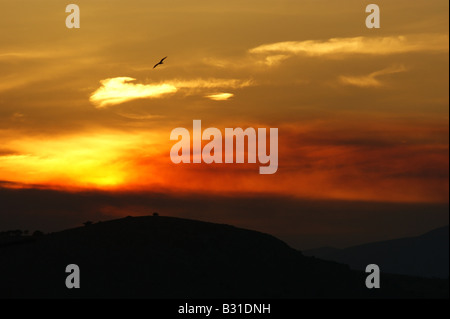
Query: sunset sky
0 0 448 248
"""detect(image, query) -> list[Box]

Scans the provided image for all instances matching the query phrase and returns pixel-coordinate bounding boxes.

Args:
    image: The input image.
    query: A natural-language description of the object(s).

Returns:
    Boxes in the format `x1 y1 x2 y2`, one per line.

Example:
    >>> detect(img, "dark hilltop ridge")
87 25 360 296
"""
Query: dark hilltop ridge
304 226 449 279
0 216 448 299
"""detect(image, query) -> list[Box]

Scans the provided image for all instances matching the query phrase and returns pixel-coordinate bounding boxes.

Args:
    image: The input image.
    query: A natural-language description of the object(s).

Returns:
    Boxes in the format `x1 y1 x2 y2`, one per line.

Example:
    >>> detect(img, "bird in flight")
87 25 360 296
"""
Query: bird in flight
153 56 168 69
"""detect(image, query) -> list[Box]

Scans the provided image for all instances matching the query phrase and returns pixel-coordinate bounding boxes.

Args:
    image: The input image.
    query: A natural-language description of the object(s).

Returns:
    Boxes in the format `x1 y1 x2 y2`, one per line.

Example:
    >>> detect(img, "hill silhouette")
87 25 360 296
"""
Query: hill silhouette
304 226 449 279
0 216 447 298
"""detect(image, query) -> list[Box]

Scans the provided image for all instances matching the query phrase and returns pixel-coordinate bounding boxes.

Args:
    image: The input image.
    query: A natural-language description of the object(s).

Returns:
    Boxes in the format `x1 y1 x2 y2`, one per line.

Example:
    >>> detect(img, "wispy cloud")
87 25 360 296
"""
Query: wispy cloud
200 34 449 72
249 34 449 57
0 51 63 61
261 54 290 66
90 78 252 107
115 112 165 120
90 77 178 108
206 93 234 101
171 79 252 90
339 65 408 88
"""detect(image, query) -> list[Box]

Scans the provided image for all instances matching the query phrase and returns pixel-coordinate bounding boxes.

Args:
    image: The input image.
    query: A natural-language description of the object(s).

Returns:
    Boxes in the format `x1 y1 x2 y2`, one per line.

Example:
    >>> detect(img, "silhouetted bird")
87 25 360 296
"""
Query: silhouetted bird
153 56 168 69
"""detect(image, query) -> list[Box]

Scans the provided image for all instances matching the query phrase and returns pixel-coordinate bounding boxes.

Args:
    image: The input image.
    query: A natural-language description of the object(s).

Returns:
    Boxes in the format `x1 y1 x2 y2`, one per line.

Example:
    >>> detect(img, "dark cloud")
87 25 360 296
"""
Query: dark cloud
0 149 19 156
0 186 448 250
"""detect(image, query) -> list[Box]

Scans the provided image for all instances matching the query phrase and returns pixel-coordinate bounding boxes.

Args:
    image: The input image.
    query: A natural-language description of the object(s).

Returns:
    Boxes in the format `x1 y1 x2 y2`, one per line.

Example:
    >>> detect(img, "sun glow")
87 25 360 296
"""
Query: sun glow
0 131 165 190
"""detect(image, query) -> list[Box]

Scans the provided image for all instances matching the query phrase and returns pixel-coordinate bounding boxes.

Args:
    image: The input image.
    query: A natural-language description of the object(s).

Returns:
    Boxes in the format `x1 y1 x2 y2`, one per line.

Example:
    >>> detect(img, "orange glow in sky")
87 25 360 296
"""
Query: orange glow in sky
0 0 448 205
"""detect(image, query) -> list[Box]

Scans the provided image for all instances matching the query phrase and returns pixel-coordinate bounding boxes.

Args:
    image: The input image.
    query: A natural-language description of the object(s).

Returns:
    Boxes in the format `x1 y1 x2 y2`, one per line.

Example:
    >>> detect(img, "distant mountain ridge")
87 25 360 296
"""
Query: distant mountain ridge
304 226 449 279
0 216 447 298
